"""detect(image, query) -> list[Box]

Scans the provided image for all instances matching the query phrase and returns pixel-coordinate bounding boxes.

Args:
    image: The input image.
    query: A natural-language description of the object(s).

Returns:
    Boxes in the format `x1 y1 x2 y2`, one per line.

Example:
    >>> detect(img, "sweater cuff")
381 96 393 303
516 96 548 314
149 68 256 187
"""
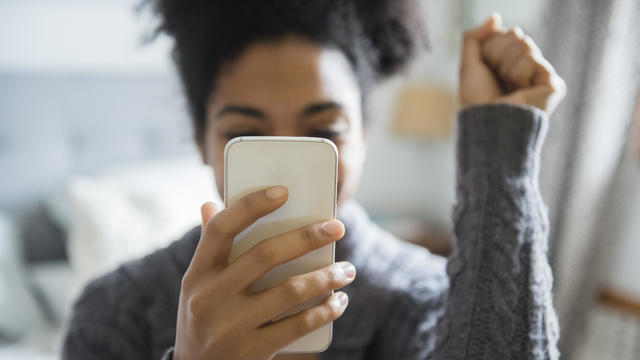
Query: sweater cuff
457 104 548 179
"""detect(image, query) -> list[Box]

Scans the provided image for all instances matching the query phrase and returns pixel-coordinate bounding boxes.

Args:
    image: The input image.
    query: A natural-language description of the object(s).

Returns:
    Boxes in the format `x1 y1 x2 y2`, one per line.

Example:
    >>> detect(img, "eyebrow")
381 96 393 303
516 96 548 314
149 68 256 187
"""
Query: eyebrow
301 101 343 117
216 105 267 120
216 101 344 120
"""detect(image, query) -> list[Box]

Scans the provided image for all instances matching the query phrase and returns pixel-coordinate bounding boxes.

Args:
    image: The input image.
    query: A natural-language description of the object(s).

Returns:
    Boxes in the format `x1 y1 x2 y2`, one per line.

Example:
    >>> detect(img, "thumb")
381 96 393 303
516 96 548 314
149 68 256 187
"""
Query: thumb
200 201 219 233
462 13 503 69
499 85 556 112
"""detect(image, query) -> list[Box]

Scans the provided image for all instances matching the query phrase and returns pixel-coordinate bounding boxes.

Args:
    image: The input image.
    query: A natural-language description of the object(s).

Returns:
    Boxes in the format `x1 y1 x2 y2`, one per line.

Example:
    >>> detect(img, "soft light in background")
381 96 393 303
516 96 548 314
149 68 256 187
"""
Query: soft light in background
0 0 638 359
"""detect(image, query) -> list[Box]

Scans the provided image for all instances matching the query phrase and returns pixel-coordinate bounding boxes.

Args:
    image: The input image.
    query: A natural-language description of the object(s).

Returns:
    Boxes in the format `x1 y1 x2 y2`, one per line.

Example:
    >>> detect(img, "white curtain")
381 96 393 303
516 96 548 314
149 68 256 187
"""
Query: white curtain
539 0 640 358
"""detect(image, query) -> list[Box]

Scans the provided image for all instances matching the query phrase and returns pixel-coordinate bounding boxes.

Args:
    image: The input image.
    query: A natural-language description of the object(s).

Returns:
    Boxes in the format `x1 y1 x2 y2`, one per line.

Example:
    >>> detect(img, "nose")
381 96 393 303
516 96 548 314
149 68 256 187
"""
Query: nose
271 125 303 137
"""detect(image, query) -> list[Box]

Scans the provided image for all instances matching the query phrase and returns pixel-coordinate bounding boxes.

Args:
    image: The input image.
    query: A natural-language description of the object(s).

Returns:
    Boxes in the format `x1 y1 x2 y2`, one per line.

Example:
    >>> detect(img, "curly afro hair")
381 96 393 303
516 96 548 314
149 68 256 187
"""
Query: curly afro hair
144 0 428 144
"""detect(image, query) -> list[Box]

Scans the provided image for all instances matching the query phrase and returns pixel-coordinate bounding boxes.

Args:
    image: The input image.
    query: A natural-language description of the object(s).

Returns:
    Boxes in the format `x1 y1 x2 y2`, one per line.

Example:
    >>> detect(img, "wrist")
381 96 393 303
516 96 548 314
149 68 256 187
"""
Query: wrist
457 104 547 179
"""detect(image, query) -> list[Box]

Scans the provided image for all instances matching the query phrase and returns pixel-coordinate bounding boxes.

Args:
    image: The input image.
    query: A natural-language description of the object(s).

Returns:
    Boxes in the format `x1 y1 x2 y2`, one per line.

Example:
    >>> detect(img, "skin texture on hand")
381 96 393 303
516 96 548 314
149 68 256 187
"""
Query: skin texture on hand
459 13 566 116
173 188 356 360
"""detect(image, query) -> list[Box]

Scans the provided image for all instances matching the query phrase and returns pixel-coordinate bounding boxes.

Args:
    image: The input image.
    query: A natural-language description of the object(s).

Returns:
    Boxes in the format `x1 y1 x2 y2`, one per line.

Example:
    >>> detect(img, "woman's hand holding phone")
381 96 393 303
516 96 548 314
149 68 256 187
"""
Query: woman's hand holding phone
172 186 355 360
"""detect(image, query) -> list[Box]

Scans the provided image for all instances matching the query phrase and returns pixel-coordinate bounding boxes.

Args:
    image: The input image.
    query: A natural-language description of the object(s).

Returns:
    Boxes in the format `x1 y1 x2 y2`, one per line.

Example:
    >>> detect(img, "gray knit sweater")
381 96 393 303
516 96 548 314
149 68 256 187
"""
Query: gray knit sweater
62 104 559 359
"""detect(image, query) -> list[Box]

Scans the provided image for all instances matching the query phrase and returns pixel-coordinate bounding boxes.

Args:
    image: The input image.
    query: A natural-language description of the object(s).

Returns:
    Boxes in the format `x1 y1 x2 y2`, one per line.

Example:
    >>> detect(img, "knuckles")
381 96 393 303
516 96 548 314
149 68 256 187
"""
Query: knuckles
512 40 532 56
283 278 307 303
325 267 342 286
302 224 318 244
281 266 348 305
186 293 206 318
182 277 227 319
253 242 278 265
507 29 522 40
207 323 234 345
206 218 231 239
551 76 568 95
296 311 317 336
181 271 195 290
243 193 260 210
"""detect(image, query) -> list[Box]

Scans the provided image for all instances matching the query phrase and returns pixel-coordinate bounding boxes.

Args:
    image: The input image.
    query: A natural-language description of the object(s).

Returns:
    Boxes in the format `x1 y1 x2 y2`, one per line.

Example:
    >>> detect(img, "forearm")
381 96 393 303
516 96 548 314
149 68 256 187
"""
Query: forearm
432 104 559 359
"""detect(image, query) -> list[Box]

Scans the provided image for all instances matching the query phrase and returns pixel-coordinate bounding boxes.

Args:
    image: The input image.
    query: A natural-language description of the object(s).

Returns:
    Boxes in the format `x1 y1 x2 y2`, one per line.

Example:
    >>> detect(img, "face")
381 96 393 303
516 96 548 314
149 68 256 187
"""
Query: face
199 36 367 208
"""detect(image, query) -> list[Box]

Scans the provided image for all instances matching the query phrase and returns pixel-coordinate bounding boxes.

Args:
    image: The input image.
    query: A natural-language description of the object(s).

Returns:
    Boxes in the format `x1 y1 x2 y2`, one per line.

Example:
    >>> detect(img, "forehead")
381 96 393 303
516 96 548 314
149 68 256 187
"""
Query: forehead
209 37 361 115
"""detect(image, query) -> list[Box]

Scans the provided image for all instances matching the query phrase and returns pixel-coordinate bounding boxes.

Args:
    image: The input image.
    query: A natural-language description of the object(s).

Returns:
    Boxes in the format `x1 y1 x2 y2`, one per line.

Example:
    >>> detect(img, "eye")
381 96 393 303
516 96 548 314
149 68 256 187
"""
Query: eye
309 129 342 140
224 131 264 140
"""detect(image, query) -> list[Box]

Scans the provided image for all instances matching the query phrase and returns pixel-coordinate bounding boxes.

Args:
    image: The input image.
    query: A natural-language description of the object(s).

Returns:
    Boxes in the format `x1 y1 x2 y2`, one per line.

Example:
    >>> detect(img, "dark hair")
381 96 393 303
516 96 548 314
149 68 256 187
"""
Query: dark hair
145 0 428 144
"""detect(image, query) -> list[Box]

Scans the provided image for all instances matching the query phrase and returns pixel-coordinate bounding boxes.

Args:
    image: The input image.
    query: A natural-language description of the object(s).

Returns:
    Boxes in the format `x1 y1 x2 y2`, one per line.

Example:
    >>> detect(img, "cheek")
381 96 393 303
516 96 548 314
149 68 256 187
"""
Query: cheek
214 163 224 200
337 158 347 195
203 132 228 200
213 147 226 200
335 138 366 206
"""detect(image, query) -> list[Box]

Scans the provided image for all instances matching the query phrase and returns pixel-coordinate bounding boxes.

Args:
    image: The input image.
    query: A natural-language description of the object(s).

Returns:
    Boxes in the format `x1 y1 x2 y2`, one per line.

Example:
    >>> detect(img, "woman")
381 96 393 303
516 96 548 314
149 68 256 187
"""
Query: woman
63 0 566 359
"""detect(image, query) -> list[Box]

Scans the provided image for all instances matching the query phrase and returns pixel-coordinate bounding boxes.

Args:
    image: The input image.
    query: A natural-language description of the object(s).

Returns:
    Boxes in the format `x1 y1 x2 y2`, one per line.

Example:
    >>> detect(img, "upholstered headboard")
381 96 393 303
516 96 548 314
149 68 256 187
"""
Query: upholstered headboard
0 72 198 262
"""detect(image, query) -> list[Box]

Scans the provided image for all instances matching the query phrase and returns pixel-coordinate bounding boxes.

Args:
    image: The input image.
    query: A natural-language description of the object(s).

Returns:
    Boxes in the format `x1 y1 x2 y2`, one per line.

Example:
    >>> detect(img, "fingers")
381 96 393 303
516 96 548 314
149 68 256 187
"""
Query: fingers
483 28 553 90
461 13 505 71
256 291 349 353
191 186 289 272
225 219 345 291
483 28 525 65
503 85 559 114
200 202 219 233
216 186 289 239
248 262 356 326
465 12 504 42
191 202 223 270
505 55 537 88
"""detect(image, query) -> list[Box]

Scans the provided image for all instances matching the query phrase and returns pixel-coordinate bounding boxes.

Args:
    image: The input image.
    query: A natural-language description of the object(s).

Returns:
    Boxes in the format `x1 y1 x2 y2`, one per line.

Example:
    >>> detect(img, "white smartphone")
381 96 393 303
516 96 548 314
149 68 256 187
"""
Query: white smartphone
224 136 338 353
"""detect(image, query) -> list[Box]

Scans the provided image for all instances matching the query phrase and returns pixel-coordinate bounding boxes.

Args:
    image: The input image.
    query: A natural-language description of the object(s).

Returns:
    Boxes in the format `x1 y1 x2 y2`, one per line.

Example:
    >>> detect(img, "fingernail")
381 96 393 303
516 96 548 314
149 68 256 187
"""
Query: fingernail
321 220 343 236
331 292 348 309
265 186 286 200
338 262 356 279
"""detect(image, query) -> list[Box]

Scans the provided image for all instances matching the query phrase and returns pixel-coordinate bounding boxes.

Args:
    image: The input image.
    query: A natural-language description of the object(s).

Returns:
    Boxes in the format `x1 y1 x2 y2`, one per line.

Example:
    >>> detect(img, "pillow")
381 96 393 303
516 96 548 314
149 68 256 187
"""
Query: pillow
52 157 219 291
0 213 46 342
28 261 73 326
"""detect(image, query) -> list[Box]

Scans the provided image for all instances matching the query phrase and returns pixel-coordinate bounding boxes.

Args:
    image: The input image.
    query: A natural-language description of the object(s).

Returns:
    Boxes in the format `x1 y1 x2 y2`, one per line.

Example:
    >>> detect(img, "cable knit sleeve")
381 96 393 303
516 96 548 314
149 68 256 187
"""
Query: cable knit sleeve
432 104 560 359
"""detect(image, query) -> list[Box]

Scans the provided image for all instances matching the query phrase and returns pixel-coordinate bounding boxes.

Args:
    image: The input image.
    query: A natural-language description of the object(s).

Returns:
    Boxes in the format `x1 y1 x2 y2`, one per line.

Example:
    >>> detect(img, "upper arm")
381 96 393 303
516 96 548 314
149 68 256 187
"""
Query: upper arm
62 271 150 360
63 322 148 360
